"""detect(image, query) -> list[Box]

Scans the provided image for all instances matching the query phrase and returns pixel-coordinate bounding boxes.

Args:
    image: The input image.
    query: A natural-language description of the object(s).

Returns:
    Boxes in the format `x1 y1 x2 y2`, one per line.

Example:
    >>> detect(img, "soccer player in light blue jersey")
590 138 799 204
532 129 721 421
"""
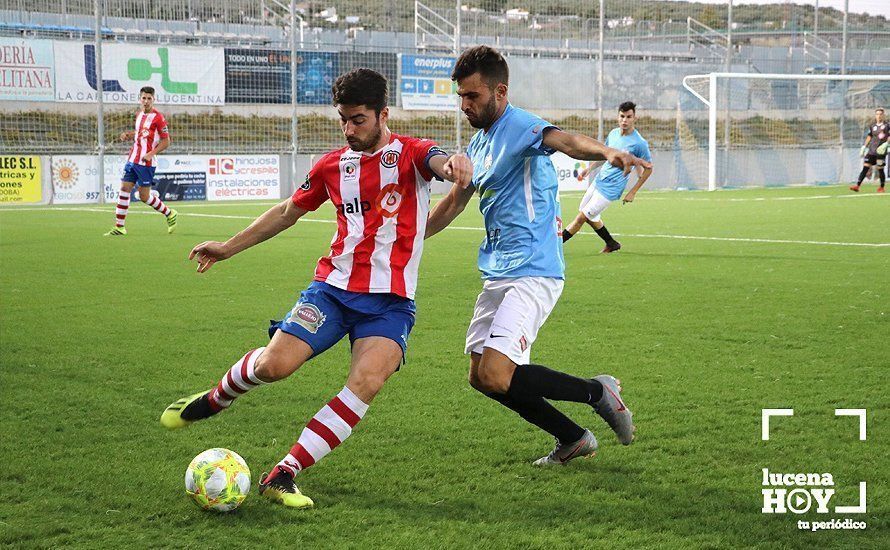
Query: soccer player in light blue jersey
563 101 653 252
427 46 650 465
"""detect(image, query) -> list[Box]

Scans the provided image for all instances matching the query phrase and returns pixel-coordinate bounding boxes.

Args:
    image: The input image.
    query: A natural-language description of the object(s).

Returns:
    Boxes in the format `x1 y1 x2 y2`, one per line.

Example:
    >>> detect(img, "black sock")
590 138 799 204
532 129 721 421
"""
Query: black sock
594 225 616 245
857 166 869 184
486 392 585 444
509 364 602 404
562 229 573 242
879 168 886 186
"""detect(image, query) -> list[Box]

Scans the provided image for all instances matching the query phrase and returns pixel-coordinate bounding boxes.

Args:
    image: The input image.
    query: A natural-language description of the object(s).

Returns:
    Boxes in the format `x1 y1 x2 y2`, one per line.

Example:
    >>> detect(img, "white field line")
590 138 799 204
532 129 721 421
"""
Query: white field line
557 191 888 202
2 206 888 248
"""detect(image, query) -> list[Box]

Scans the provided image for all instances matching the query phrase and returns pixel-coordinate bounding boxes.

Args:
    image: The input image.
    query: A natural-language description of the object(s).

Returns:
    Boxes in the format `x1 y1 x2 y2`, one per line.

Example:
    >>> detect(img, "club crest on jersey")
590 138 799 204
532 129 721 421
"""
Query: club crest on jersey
484 153 493 171
519 335 529 352
344 163 357 178
141 128 150 137
381 150 400 168
288 302 326 334
376 183 403 218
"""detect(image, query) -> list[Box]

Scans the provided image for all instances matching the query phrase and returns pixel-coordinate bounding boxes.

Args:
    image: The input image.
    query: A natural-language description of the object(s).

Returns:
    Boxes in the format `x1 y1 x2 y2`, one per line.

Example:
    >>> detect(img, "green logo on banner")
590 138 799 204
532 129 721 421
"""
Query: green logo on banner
127 48 197 94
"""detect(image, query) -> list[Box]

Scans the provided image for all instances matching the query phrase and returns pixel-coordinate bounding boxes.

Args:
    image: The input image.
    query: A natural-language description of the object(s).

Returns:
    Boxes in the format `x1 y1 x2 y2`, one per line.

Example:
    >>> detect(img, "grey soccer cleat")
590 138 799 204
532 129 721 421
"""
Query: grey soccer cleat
533 429 598 466
592 375 635 445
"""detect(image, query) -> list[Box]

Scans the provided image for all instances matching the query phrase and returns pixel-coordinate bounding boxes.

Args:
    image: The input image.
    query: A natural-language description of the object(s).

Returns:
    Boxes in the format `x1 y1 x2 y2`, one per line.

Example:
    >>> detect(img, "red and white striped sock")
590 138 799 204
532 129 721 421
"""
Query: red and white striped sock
114 190 130 227
207 347 268 411
146 194 171 217
277 386 369 475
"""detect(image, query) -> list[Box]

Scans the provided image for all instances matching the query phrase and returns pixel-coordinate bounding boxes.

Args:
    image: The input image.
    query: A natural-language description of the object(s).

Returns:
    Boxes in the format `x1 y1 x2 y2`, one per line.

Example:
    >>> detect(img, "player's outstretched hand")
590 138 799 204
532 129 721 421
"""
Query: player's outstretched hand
622 192 636 204
443 154 474 188
606 149 652 176
189 241 229 273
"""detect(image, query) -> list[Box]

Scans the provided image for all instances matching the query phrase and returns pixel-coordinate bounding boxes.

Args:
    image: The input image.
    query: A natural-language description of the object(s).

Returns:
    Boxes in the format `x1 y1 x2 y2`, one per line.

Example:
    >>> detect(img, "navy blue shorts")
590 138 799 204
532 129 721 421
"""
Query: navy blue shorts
269 281 417 362
121 162 156 186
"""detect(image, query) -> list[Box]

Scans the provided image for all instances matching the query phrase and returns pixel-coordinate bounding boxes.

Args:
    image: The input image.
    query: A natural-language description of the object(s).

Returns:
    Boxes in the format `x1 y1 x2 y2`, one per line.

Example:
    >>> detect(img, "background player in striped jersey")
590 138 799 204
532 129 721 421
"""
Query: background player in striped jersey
104 86 177 236
160 68 472 508
562 101 653 252
428 46 648 466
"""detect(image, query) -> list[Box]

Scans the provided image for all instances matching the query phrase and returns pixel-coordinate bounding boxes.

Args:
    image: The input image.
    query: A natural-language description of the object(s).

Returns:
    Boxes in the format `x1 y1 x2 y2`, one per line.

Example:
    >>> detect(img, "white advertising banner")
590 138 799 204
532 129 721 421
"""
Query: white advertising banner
50 154 279 203
550 152 596 192
0 38 55 101
205 155 281 201
53 41 225 105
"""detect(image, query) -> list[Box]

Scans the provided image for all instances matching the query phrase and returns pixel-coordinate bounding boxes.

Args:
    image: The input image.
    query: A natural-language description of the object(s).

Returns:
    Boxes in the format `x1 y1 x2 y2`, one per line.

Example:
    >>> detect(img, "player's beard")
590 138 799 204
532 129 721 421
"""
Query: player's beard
346 121 383 152
466 94 498 129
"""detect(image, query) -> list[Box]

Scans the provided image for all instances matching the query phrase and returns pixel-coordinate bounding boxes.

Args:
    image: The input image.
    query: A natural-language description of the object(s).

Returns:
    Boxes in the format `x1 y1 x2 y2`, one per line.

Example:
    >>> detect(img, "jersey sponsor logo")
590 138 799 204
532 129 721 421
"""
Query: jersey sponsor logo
381 150 400 168
337 196 371 215
288 302 326 334
300 175 311 191
375 183 402 218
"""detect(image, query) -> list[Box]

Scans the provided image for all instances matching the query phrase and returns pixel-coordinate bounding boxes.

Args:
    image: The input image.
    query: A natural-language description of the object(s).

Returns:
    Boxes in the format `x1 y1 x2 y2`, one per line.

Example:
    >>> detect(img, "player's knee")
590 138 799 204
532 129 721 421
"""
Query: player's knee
253 352 300 382
473 363 510 394
468 369 487 392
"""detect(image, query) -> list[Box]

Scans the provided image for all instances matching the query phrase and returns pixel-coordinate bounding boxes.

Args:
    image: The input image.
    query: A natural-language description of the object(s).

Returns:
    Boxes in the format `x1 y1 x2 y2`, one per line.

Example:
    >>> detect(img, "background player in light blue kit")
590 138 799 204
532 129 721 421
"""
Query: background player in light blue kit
562 101 653 252
427 46 650 465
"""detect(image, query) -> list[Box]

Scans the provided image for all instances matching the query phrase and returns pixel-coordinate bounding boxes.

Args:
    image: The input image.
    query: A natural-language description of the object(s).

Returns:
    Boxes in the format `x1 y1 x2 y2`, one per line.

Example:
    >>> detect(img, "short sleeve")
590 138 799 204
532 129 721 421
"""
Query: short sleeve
408 138 447 181
155 113 169 138
636 140 652 162
510 108 558 157
291 155 330 211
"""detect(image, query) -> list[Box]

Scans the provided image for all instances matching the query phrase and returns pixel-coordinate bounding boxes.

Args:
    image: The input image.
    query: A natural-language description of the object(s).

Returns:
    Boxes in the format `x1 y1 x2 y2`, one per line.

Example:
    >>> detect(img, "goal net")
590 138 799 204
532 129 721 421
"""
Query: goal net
678 73 890 190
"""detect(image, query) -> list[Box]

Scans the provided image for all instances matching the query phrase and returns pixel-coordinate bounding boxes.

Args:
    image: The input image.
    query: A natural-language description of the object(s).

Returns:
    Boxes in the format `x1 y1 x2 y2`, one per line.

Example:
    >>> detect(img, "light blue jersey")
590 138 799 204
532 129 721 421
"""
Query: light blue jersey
594 128 652 201
466 103 564 280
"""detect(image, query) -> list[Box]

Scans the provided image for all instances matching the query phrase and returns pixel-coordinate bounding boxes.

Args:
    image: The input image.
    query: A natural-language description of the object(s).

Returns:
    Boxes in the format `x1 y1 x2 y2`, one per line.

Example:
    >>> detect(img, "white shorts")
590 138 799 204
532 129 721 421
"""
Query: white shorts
464 277 564 365
579 186 613 223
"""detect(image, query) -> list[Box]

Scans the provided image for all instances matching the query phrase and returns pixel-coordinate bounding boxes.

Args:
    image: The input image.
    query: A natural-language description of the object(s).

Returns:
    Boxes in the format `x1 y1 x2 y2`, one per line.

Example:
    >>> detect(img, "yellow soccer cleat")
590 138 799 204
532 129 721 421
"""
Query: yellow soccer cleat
160 391 215 430
259 467 314 509
166 209 178 234
104 226 127 236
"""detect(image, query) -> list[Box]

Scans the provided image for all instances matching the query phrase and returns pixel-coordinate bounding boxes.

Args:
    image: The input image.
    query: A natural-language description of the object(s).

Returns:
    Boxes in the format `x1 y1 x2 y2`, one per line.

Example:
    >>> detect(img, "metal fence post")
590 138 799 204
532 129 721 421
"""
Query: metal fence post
95 0 105 204
454 0 462 151
838 0 848 182
290 0 298 193
597 0 604 141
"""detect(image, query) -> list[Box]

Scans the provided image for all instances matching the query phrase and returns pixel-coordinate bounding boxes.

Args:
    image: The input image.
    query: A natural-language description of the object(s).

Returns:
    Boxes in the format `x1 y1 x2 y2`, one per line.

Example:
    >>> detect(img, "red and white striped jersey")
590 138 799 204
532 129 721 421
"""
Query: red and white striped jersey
127 108 169 166
291 133 446 300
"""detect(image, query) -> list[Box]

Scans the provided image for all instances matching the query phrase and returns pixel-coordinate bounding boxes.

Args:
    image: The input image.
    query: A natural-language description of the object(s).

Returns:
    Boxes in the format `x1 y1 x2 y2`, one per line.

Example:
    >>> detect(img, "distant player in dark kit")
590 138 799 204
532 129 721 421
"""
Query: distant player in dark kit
851 107 888 193
104 86 178 236
562 101 653 252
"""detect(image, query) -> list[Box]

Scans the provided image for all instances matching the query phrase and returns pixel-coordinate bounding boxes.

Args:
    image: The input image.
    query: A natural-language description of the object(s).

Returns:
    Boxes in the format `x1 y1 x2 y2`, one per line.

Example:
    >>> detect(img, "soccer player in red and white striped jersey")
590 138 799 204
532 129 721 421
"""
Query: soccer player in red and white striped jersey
103 86 178 236
160 69 472 509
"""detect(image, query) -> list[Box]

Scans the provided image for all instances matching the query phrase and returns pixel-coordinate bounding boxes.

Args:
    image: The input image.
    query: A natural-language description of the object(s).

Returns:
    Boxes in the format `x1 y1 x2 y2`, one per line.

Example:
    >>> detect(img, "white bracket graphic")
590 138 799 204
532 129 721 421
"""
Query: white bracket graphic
835 482 867 514
835 409 867 440
762 408 794 441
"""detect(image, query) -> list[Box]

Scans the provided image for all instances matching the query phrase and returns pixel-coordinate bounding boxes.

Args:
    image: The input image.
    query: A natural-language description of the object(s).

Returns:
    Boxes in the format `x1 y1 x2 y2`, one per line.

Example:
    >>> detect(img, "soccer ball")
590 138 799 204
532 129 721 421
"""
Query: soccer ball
185 448 251 512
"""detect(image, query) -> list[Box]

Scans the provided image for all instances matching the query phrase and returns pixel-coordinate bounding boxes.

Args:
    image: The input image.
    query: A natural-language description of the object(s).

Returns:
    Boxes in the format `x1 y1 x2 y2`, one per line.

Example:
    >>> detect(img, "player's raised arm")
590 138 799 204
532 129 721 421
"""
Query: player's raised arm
425 181 475 239
189 199 308 273
543 128 651 176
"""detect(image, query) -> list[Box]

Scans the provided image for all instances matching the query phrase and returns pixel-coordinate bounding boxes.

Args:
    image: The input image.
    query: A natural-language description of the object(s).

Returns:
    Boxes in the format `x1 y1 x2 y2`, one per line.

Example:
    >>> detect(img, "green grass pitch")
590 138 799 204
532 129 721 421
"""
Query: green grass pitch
1 185 887 548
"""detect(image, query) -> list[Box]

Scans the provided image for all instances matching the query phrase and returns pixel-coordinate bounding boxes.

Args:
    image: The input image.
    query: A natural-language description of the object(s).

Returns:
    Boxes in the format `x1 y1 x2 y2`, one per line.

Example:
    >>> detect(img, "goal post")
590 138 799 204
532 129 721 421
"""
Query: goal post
681 72 890 191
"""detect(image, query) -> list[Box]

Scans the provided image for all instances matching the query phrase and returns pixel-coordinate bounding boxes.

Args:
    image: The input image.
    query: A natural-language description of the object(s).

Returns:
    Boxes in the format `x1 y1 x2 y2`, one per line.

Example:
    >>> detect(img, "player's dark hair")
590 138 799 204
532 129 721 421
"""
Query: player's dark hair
332 68 388 115
619 101 636 113
877 108 885 113
140 86 155 96
451 45 509 88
